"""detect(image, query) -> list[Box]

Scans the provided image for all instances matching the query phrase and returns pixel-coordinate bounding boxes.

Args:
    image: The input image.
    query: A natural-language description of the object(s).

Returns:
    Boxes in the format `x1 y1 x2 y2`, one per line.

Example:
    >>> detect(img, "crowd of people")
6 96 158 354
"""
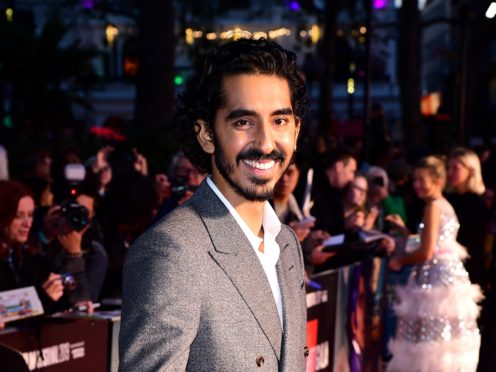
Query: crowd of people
1 135 495 369
0 145 204 325
1 35 496 369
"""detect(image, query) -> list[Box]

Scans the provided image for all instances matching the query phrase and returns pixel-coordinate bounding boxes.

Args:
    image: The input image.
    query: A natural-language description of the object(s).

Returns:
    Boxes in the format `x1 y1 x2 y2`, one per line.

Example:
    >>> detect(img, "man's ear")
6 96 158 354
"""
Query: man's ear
196 120 215 154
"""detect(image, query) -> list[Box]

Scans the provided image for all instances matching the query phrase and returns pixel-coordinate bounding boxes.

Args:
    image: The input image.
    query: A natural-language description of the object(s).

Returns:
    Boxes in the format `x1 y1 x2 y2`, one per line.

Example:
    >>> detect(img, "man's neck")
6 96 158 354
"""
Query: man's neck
235 201 265 238
325 168 338 189
210 174 265 237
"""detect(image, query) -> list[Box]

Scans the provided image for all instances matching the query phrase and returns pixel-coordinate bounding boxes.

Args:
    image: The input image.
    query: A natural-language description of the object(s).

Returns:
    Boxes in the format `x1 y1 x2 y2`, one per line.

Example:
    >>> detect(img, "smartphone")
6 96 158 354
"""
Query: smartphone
297 215 316 229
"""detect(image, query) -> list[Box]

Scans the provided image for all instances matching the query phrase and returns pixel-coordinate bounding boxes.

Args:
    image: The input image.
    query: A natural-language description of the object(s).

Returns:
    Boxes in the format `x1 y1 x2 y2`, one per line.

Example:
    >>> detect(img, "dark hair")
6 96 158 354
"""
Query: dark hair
0 181 34 244
22 176 51 206
322 147 356 170
174 38 308 174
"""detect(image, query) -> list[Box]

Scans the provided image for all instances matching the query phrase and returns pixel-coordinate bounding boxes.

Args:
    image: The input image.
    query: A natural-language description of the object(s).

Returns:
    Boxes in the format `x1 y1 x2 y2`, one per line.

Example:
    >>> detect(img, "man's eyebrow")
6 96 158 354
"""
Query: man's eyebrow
225 107 294 121
272 108 293 116
225 109 256 121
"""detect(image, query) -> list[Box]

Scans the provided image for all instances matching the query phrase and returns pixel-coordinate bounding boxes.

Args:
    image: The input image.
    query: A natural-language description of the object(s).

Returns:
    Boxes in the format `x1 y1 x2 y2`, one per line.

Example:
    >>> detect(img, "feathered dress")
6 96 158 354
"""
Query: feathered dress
387 198 483 372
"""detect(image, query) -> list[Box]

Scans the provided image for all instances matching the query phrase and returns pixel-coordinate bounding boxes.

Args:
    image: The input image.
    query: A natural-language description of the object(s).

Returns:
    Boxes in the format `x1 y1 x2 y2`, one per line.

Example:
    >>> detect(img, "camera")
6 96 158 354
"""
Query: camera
59 201 90 232
60 272 77 290
171 177 189 198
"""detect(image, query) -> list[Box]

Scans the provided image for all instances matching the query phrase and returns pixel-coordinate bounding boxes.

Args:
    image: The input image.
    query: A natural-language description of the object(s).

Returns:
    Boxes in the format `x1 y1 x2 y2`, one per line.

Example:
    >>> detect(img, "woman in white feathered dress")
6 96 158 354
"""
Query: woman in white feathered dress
386 156 482 372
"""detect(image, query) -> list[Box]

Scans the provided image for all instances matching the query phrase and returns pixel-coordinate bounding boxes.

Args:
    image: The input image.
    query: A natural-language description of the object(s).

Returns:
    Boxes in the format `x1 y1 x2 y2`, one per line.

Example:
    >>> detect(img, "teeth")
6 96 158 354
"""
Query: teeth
243 160 275 170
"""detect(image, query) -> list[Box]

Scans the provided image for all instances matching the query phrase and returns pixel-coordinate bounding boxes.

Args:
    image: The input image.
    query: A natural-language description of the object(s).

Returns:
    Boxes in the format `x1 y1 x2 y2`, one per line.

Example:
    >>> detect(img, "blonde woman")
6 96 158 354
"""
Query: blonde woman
445 147 490 289
387 156 482 372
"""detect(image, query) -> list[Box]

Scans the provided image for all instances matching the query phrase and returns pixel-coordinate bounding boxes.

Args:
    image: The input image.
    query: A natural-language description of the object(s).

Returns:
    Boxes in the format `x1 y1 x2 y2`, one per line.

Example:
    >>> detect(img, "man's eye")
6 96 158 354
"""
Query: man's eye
274 118 289 126
234 119 250 127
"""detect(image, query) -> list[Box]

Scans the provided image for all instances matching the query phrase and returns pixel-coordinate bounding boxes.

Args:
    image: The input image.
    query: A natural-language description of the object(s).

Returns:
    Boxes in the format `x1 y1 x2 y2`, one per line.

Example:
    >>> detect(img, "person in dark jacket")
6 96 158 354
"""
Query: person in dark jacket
445 147 490 289
0 181 62 313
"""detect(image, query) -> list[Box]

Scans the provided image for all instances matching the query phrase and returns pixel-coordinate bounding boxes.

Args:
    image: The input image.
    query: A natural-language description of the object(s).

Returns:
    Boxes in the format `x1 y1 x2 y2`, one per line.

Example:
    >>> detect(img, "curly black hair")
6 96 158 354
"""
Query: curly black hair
174 38 308 174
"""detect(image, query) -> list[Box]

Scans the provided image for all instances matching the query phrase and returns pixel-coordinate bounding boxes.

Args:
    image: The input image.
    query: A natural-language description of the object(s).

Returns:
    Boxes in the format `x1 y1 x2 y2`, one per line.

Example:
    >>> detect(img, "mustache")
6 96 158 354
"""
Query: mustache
236 148 286 165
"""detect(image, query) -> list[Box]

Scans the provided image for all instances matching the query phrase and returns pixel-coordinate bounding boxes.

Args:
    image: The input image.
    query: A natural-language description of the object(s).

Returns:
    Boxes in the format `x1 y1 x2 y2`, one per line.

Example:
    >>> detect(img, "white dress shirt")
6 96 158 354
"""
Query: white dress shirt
207 177 284 329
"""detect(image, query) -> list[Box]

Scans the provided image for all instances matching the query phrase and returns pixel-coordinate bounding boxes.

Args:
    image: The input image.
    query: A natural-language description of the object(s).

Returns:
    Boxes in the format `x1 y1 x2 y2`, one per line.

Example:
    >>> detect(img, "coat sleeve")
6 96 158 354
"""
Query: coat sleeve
118 224 202 371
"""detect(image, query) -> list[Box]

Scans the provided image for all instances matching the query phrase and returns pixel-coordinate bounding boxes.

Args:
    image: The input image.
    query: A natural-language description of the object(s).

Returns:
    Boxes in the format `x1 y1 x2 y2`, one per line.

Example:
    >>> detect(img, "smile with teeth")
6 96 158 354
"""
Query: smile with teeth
243 159 276 170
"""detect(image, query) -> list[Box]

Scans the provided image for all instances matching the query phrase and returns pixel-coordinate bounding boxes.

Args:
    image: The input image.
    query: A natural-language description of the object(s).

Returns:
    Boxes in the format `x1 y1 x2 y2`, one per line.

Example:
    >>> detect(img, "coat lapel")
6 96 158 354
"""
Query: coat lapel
276 230 306 369
190 182 283 359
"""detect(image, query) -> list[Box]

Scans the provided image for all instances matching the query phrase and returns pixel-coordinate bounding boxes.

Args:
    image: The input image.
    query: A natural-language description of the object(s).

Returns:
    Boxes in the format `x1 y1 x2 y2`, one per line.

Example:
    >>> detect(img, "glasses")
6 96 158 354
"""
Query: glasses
352 184 368 194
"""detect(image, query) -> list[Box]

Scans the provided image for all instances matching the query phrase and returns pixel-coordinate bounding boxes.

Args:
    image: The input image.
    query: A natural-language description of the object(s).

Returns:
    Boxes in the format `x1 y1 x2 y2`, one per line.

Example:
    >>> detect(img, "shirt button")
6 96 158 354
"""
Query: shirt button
256 355 265 367
304 346 310 357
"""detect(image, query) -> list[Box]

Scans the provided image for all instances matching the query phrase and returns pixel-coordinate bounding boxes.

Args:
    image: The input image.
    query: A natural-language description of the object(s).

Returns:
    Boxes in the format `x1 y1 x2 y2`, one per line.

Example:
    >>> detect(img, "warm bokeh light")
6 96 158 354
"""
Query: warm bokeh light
185 28 194 44
268 28 291 39
421 92 442 115
347 78 355 94
253 31 268 40
105 24 119 45
309 24 320 44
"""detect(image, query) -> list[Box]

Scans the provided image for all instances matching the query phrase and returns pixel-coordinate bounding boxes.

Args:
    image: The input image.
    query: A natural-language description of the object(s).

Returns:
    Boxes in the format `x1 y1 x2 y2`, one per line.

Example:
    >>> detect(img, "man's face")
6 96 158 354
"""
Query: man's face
205 74 300 204
176 157 204 188
334 158 357 189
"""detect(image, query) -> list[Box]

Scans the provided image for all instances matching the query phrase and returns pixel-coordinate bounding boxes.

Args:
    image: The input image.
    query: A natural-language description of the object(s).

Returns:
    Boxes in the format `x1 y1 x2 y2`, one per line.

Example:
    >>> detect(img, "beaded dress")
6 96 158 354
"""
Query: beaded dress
387 198 482 372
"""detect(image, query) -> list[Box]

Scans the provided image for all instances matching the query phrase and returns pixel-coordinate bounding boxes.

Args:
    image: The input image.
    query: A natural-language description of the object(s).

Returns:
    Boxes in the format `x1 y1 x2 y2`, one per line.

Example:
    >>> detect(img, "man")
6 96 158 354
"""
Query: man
119 39 308 371
311 148 357 236
310 150 394 271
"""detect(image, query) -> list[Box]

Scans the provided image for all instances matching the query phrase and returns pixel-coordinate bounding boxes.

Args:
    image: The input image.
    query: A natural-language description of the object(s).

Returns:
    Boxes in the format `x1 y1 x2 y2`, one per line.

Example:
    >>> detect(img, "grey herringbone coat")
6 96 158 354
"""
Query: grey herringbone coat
119 181 307 371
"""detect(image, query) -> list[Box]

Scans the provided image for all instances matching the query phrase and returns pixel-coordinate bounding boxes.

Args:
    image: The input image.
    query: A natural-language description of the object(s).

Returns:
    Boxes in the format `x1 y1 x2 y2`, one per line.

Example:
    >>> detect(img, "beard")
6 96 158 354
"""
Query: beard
214 143 287 202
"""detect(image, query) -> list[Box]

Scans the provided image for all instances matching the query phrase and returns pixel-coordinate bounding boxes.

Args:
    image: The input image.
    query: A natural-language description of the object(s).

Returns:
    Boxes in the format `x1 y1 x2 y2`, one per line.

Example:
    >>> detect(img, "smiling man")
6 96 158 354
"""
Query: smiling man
119 39 309 371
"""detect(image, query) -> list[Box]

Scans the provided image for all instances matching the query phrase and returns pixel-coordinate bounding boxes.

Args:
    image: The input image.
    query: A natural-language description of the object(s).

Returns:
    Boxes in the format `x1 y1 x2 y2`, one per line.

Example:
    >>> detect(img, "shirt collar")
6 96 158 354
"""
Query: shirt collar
206 177 281 252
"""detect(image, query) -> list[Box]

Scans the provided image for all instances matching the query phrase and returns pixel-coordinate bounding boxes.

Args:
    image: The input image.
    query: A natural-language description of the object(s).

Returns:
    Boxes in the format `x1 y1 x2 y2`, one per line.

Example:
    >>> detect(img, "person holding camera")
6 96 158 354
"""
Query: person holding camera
43 191 108 310
156 151 206 218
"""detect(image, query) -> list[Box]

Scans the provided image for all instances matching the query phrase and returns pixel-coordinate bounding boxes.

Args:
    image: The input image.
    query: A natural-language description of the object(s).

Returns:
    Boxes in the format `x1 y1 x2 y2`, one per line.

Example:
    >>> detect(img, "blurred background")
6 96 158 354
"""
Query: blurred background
0 0 495 171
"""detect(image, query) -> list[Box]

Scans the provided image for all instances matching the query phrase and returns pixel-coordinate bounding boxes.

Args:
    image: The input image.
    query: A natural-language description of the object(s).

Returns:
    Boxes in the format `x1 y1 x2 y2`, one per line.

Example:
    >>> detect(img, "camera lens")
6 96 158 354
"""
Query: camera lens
60 202 90 231
61 273 77 290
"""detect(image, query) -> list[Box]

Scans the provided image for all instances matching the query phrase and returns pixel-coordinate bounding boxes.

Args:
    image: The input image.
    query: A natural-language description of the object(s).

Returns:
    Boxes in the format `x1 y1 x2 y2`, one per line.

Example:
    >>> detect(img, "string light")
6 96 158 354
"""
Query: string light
347 78 355 95
185 28 194 44
309 24 320 44
253 31 268 40
184 26 305 43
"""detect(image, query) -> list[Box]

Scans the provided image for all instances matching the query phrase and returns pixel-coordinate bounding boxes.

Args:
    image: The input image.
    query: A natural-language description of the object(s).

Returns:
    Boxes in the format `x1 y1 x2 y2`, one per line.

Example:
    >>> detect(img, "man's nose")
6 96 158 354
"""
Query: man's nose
254 121 276 154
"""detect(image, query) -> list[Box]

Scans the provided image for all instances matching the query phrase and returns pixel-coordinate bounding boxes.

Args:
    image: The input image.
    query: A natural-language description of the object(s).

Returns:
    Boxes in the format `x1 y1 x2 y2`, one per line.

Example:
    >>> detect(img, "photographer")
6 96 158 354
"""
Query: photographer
38 190 107 313
156 151 205 218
